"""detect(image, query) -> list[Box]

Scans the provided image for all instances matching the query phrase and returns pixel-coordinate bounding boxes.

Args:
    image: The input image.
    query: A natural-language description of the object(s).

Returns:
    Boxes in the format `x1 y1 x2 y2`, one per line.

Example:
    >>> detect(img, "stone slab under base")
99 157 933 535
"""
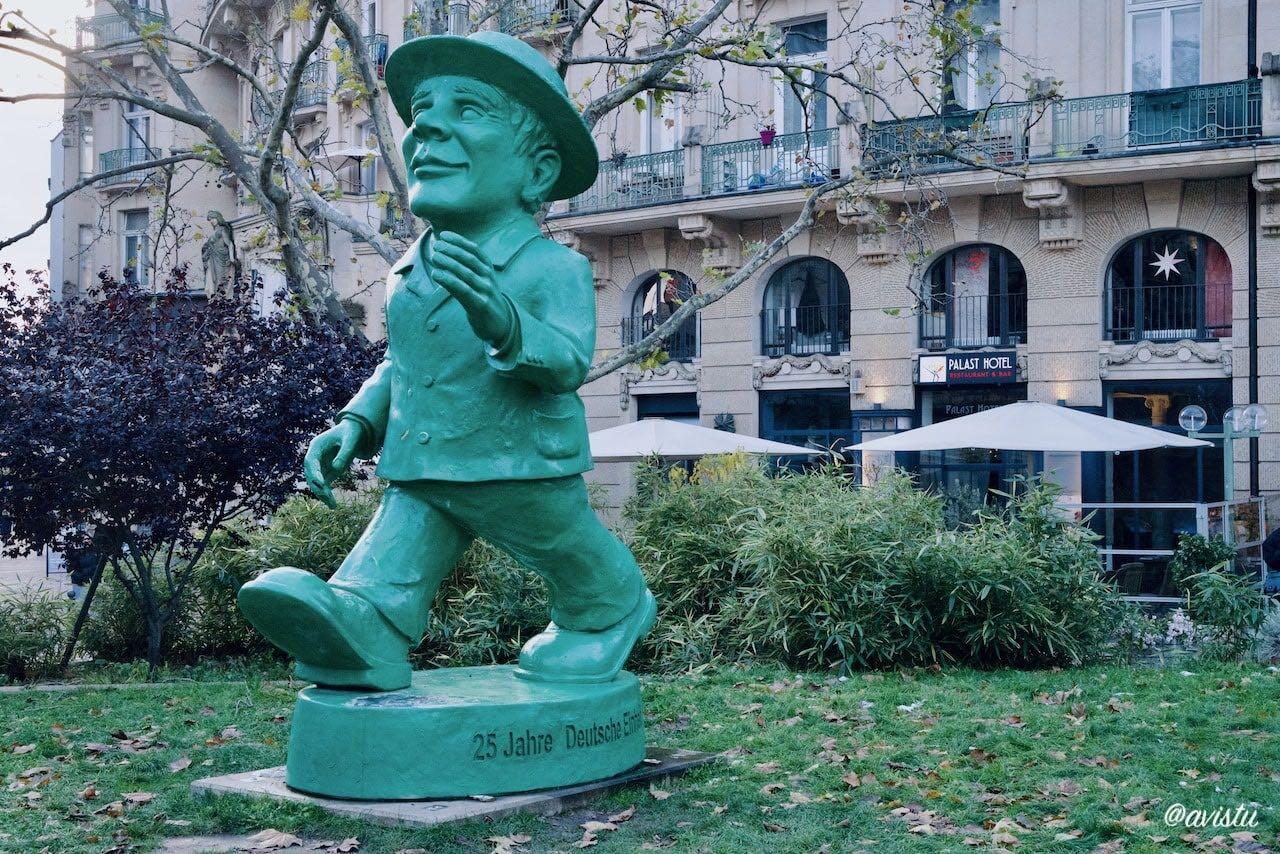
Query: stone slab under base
285 665 646 799
191 746 715 829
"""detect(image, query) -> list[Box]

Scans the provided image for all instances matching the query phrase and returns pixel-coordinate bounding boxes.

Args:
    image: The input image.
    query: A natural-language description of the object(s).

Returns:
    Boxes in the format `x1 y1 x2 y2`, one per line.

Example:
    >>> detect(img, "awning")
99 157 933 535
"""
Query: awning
590 418 820 462
851 401 1212 453
314 146 378 165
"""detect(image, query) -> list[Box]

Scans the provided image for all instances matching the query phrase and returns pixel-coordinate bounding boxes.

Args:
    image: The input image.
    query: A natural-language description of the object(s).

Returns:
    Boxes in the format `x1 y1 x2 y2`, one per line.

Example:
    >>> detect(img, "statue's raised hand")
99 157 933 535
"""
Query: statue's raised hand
303 418 365 508
431 231 514 345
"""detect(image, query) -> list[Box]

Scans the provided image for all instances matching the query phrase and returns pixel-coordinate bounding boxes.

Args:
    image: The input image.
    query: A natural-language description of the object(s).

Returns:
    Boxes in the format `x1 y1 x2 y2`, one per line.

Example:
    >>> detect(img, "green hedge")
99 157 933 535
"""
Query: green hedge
77 461 1247 673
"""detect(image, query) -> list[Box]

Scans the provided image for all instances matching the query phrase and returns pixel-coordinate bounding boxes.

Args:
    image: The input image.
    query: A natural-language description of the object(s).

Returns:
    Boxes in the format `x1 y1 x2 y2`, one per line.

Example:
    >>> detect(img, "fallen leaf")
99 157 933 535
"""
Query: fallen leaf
580 821 618 833
607 805 635 823
842 772 861 788
649 783 671 800
12 744 35 755
245 829 303 850
122 791 154 805
169 757 192 773
761 782 785 795
220 725 244 740
334 839 360 853
572 831 598 849
487 834 531 854
763 822 787 832
77 784 98 801
968 747 995 765
754 761 781 773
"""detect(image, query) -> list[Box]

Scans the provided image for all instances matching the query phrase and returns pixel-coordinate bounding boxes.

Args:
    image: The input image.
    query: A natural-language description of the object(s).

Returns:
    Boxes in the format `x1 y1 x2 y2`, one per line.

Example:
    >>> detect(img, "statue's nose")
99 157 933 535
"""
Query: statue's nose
413 109 449 141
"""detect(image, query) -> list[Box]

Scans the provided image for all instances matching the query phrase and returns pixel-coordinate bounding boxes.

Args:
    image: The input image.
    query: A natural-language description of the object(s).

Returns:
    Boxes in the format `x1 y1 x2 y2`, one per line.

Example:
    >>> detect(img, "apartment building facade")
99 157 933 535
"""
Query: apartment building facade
46 1 1280 595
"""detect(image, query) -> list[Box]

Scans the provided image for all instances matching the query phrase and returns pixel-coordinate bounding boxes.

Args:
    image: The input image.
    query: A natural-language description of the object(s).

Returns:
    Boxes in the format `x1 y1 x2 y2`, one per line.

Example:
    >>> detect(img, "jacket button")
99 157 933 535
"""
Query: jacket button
421 374 434 387
416 432 431 444
427 321 440 332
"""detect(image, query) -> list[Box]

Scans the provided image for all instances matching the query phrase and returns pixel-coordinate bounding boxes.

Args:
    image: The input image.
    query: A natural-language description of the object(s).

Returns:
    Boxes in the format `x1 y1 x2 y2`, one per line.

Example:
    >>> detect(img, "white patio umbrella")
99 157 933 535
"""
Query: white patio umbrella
850 401 1212 453
314 145 378 166
590 419 821 462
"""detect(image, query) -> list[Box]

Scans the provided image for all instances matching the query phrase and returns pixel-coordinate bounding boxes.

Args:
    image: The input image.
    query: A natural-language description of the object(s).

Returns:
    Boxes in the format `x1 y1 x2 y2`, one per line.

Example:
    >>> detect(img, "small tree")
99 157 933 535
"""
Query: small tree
0 264 383 671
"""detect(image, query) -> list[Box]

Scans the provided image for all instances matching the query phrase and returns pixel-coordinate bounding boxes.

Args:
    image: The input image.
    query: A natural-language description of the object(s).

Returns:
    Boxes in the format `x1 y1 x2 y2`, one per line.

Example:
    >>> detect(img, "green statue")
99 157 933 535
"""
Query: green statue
239 32 655 694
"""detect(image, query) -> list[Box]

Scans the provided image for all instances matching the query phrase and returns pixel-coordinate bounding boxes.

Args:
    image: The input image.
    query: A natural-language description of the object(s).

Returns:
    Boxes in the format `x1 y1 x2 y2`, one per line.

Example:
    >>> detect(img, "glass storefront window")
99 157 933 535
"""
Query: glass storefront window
760 388 853 469
915 385 1029 506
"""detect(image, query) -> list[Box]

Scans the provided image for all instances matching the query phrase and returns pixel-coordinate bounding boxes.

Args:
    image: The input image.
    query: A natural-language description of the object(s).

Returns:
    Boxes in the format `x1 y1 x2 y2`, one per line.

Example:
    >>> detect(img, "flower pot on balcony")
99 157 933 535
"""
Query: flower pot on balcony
759 128 777 147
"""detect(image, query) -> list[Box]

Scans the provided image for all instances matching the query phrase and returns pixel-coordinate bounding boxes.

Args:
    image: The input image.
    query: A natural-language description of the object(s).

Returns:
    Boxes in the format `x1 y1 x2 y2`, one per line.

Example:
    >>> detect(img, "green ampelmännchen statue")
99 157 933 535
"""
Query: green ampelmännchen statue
237 32 658 800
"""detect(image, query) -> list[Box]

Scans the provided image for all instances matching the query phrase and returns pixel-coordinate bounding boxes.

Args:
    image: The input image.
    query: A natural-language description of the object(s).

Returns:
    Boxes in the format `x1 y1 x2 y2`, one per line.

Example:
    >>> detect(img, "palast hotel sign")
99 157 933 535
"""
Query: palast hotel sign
917 351 1019 385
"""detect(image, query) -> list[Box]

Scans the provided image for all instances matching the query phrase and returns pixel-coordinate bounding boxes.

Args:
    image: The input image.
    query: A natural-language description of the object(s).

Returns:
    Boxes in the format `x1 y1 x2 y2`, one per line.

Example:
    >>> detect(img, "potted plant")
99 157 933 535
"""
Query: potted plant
759 123 777 147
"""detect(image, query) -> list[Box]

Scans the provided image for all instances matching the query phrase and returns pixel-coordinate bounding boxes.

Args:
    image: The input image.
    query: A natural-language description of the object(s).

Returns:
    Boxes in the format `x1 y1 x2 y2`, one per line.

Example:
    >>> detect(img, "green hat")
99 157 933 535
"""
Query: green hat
385 31 598 202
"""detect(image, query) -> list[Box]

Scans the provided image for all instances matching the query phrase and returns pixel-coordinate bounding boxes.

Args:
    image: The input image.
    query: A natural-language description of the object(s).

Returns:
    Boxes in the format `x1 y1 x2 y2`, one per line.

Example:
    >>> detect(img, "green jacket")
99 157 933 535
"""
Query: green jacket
339 218 596 482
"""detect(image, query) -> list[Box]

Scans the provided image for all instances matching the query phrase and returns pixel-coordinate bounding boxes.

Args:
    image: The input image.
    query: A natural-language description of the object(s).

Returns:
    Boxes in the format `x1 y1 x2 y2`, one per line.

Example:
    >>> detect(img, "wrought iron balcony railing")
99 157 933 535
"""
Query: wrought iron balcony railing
760 304 851 357
1105 283 1232 343
336 34 389 84
294 60 330 109
404 0 448 39
99 147 160 186
919 291 1028 350
76 9 165 49
620 314 699 362
498 0 579 34
861 103 1033 177
567 149 684 215
1048 78 1261 157
862 79 1262 177
701 128 840 196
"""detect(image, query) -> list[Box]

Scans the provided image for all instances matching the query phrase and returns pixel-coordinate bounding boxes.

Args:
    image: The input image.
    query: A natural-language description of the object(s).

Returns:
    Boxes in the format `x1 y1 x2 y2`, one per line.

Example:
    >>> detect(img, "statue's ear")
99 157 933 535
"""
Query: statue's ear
525 147 561 209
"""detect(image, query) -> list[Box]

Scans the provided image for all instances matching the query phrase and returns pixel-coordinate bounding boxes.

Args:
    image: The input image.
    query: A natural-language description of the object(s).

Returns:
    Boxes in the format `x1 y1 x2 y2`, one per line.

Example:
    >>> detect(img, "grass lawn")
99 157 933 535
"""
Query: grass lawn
2 663 1278 853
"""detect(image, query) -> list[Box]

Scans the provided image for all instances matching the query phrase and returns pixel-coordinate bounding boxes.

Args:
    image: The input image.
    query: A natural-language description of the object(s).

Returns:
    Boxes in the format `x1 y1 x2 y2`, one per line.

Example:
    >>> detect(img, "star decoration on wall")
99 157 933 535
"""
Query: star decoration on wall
1148 245 1184 280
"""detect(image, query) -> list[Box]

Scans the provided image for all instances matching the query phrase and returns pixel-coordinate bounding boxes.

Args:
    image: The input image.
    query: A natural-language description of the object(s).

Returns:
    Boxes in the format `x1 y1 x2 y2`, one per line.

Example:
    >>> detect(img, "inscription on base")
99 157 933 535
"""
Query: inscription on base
471 710 643 762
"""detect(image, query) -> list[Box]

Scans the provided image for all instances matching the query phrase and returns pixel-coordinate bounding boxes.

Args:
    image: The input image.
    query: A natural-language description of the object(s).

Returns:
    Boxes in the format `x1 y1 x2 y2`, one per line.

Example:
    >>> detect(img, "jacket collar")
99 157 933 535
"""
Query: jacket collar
391 217 543 277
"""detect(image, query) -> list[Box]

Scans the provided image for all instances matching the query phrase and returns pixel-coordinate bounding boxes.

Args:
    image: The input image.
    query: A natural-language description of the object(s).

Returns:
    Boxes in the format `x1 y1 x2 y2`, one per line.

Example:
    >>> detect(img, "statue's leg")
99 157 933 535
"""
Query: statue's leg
239 482 472 691
429 476 654 683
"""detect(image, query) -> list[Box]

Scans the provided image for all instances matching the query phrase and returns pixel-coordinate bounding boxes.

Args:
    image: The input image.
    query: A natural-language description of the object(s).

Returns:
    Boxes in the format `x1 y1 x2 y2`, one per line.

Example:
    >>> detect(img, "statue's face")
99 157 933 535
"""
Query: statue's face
401 76 529 223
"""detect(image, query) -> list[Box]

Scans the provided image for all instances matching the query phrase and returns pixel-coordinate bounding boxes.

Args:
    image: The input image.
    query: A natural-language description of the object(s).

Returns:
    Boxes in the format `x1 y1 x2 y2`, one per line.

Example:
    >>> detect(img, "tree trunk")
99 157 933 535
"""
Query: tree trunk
144 615 166 679
59 554 107 671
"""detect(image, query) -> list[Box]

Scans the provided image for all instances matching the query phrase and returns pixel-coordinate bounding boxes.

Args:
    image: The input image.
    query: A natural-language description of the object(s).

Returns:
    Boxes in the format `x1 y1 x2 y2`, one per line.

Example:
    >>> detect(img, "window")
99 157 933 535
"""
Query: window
776 19 828 134
921 244 1027 350
760 388 853 469
357 122 377 194
122 105 150 153
1127 1 1200 90
363 0 377 34
78 113 94 179
942 0 1000 111
121 210 149 286
643 92 680 155
1104 230 1231 342
761 258 850 356
915 384 1029 506
624 271 698 361
77 225 93 294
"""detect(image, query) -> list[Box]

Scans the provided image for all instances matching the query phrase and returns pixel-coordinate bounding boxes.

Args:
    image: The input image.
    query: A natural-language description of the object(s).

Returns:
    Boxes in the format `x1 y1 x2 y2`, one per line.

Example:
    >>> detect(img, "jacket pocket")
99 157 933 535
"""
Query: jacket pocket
532 408 579 460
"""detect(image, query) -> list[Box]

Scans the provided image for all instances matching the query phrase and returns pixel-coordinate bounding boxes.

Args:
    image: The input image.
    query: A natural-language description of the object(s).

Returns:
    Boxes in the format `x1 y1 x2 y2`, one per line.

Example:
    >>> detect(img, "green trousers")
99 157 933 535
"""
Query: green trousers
329 476 644 642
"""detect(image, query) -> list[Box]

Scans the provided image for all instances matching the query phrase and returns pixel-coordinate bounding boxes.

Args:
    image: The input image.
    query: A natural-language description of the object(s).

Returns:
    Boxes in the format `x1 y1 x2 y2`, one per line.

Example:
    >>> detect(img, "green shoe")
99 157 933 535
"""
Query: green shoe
237 568 412 692
514 589 657 684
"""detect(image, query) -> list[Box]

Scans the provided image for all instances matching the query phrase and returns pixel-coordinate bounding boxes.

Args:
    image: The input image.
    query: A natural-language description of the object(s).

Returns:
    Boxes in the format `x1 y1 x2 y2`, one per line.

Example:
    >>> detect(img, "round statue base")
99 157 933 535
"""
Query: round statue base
284 665 645 800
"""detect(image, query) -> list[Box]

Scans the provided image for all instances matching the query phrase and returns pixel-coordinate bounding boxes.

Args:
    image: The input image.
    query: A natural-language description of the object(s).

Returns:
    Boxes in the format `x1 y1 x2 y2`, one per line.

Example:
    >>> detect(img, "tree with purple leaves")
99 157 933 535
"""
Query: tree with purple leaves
0 264 383 671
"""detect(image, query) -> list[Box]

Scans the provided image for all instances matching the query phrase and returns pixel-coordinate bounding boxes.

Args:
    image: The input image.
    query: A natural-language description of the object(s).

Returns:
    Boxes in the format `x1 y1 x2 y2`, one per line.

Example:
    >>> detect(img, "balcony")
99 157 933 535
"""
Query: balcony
920 291 1027 350
1104 283 1232 343
760 304 850 358
701 128 840 197
76 9 165 50
863 79 1263 177
404 1 447 39
336 34 389 85
294 60 330 109
621 315 698 362
498 0 578 35
98 147 159 187
567 149 683 215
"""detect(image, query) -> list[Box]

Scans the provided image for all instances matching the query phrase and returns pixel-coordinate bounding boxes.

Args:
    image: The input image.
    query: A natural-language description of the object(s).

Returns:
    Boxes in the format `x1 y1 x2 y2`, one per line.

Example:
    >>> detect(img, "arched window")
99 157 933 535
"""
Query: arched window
921 244 1027 350
760 258 850 356
1105 231 1231 342
623 271 698 361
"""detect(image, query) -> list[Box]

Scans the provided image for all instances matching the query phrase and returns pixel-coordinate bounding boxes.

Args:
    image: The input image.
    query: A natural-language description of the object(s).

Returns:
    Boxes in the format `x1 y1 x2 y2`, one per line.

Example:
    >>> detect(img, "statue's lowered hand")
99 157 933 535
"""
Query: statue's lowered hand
304 418 365 509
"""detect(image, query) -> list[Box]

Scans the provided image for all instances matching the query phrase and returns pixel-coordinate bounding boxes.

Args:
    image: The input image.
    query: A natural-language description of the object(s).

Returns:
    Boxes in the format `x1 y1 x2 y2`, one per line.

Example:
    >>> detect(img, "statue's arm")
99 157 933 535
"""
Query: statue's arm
336 357 393 457
486 254 595 395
